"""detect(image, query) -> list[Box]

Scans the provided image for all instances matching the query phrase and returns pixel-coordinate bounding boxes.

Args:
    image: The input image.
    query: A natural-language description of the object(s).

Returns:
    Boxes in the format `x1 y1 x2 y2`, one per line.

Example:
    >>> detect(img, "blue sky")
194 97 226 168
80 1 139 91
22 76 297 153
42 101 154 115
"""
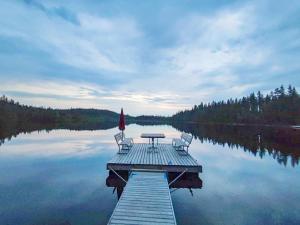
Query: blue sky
0 0 299 115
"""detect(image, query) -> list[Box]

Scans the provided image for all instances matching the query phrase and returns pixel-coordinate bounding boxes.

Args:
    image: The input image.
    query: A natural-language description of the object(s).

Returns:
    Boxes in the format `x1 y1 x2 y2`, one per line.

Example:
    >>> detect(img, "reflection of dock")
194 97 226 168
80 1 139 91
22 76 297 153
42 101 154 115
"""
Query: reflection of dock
106 143 202 225
107 143 202 173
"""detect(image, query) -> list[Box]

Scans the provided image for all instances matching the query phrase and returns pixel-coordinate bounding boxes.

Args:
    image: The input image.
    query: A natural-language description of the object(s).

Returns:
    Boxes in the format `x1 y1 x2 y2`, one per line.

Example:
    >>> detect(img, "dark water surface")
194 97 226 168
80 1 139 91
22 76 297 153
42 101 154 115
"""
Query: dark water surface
0 124 300 225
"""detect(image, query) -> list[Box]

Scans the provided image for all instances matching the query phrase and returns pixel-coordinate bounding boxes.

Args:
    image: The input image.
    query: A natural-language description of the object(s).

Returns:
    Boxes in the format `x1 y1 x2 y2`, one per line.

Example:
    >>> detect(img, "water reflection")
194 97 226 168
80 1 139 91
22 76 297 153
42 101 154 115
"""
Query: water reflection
0 129 118 158
0 121 118 146
1 122 299 167
0 124 300 225
172 123 300 167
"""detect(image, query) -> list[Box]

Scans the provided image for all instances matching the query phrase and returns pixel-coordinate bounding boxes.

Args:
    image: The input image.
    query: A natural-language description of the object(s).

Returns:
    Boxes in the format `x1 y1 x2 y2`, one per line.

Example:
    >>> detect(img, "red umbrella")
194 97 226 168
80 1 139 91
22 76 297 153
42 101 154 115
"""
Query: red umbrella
119 108 125 139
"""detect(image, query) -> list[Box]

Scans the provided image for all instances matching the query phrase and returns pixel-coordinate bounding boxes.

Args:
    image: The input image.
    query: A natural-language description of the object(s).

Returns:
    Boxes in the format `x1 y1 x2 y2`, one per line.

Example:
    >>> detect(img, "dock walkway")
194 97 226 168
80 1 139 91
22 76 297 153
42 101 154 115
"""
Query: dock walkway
107 171 177 225
107 143 201 173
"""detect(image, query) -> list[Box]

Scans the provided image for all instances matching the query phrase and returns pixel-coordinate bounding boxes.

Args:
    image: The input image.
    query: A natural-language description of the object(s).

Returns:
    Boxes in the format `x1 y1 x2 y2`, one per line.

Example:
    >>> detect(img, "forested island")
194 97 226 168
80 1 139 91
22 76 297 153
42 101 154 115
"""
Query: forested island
172 85 300 125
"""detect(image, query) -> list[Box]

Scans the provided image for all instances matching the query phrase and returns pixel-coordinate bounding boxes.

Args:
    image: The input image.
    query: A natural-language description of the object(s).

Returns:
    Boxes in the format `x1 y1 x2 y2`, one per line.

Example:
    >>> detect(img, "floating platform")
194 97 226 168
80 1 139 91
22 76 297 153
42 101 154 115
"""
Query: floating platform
107 143 202 173
107 171 177 225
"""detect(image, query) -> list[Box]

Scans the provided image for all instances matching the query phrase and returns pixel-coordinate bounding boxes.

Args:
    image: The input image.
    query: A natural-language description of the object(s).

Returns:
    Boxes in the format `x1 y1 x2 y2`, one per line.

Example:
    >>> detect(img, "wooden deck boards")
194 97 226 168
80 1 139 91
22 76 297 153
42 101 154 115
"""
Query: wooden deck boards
107 171 177 225
107 143 202 173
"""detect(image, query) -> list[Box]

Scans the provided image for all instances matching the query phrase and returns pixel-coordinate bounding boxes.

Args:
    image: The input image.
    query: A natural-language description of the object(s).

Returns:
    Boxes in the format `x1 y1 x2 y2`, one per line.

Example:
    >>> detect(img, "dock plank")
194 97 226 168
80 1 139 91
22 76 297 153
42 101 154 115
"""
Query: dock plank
107 171 177 225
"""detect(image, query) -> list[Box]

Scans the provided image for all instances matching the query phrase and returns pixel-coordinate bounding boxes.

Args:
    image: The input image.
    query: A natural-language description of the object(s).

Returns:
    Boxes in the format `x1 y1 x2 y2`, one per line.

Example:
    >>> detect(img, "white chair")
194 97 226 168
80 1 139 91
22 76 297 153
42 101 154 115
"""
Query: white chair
114 132 134 153
172 132 193 153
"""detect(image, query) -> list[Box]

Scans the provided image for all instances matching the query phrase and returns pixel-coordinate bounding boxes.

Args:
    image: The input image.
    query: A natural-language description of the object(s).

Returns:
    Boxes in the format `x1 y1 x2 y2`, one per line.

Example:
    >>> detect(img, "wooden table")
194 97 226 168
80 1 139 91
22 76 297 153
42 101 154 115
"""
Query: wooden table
140 133 165 150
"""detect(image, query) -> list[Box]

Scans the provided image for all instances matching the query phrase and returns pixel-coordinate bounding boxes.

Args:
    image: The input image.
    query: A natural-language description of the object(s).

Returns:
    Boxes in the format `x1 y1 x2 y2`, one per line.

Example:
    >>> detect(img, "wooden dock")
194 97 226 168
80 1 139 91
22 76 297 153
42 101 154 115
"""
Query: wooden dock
106 142 202 225
107 171 177 225
107 143 202 173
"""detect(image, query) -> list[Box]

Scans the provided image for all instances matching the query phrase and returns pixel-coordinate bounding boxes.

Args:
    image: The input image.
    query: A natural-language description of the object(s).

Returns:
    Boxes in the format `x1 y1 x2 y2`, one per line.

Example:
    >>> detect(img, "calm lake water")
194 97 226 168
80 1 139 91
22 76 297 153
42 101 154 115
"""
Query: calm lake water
0 124 300 225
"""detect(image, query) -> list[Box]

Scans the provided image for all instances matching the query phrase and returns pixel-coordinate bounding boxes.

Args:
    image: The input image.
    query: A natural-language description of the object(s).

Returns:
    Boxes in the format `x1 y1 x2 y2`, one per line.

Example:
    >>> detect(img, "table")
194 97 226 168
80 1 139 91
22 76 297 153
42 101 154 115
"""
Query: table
140 133 165 150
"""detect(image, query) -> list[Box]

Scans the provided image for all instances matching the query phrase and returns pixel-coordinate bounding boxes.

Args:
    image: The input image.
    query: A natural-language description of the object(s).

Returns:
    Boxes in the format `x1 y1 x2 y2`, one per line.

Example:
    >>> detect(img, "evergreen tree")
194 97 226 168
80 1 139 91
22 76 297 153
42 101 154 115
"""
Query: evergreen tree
172 85 300 125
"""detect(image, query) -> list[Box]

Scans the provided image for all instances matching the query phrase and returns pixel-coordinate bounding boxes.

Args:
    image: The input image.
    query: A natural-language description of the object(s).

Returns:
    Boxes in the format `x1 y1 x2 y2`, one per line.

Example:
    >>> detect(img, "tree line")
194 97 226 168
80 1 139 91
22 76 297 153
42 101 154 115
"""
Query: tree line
172 85 300 125
0 95 121 125
1 85 299 143
0 96 167 143
0 96 123 142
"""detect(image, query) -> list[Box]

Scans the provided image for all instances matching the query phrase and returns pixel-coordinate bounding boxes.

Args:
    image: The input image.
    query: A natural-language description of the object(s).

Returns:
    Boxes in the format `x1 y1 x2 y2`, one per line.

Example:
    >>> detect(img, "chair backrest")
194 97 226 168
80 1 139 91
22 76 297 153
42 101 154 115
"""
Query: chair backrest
114 132 123 144
181 132 193 145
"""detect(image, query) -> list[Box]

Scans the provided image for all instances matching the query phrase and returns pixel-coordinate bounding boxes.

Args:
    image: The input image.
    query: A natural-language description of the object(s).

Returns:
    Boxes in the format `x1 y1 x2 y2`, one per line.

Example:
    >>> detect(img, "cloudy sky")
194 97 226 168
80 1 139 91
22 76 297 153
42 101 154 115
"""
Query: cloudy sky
0 0 299 115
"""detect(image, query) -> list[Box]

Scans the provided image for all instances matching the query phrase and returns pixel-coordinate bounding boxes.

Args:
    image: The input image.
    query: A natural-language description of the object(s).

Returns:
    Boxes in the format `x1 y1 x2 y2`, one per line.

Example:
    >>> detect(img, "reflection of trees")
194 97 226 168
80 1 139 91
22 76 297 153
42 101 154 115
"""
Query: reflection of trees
172 123 300 167
0 122 118 146
0 120 167 146
2 118 299 168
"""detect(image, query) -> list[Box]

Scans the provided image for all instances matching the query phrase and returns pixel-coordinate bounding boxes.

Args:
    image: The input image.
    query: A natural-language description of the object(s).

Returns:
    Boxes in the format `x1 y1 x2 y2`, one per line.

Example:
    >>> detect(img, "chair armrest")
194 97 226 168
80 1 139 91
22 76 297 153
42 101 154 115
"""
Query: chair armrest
129 138 134 144
172 138 177 146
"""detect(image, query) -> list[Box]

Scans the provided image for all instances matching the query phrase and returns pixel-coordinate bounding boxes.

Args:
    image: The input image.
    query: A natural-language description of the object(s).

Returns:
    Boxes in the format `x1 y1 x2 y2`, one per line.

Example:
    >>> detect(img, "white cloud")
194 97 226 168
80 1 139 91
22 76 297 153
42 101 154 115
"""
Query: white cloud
0 0 299 115
144 4 270 105
163 4 267 74
0 1 142 73
0 79 188 115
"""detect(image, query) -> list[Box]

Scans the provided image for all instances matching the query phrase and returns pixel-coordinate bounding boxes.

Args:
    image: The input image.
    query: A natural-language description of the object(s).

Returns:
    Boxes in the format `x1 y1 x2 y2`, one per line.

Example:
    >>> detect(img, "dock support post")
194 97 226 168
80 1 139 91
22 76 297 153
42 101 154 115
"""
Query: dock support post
109 167 127 184
168 169 188 187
